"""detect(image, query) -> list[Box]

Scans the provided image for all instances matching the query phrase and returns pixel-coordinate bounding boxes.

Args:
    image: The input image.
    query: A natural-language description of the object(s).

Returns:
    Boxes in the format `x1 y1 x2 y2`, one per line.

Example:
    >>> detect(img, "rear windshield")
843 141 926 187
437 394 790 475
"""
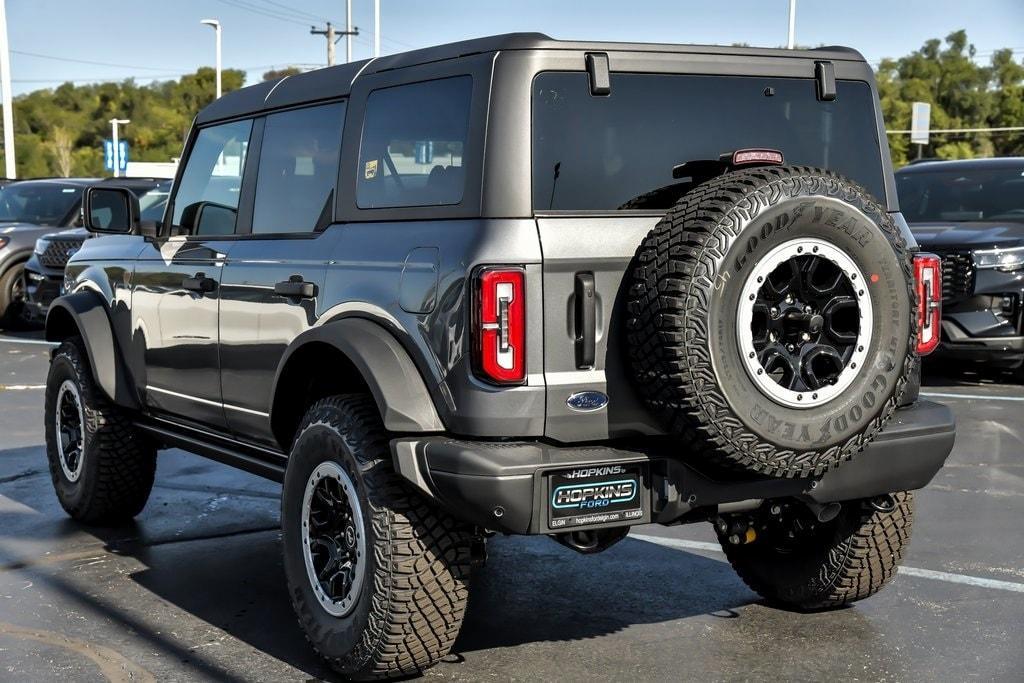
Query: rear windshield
532 72 886 211
896 166 1024 223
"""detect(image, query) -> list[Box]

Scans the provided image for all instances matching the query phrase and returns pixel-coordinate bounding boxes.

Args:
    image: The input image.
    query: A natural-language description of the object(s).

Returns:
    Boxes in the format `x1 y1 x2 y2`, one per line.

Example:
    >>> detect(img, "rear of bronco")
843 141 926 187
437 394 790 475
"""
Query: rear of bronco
42 36 955 680
386 38 953 671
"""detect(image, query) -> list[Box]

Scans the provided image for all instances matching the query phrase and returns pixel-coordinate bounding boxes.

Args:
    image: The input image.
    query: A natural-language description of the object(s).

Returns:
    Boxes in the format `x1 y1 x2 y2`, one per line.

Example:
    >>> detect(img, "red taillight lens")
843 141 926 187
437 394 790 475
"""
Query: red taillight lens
476 267 526 384
914 253 942 355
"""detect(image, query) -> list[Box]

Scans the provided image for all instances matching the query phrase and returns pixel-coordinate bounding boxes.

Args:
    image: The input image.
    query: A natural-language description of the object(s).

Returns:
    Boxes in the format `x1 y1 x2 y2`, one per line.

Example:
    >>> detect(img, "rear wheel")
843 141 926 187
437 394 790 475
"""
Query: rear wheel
281 395 475 680
717 492 914 609
44 337 156 524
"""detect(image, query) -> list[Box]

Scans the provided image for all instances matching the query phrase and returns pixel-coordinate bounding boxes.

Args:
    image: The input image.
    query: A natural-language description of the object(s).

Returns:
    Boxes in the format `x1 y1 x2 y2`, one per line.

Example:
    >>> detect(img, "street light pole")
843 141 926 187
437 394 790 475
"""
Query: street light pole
200 19 222 99
787 0 797 49
0 0 15 178
109 118 129 178
345 0 353 64
373 0 380 57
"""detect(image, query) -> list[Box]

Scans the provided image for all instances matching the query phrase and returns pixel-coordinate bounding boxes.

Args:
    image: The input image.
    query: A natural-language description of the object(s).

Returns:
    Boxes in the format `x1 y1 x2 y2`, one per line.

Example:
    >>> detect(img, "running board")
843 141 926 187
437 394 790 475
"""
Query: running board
135 418 287 482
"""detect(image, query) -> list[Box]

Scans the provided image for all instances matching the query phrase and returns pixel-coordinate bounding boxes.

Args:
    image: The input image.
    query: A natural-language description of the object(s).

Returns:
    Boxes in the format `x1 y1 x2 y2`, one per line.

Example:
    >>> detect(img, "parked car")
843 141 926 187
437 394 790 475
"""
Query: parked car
897 157 1024 379
44 34 954 679
22 179 170 320
0 178 100 328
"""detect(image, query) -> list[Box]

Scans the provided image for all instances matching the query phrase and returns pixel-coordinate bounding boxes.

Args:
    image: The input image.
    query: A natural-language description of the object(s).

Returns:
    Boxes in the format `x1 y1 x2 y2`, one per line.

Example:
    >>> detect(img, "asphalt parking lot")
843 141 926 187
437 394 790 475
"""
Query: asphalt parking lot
0 332 1021 682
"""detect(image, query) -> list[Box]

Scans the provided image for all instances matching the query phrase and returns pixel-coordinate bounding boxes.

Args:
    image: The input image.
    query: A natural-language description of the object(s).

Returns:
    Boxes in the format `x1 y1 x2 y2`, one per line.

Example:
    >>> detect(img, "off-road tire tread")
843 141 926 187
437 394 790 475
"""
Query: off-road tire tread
722 491 914 609
626 166 916 477
287 395 473 680
45 337 155 523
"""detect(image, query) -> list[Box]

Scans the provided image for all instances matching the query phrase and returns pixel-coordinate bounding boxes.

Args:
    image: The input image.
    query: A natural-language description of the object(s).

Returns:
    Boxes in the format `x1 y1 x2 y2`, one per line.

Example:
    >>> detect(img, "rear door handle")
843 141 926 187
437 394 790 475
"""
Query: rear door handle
274 276 317 299
574 272 596 368
182 272 217 293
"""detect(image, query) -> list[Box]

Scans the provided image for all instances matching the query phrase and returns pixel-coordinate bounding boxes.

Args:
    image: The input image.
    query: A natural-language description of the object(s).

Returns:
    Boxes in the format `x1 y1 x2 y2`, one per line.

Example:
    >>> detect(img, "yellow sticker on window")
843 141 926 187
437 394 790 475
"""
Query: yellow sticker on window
364 159 378 179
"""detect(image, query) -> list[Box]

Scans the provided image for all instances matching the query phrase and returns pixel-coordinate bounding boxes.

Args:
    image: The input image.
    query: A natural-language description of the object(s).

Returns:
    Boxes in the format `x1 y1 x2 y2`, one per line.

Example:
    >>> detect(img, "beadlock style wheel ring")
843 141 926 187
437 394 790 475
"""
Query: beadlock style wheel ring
736 237 872 409
300 461 367 617
55 379 85 482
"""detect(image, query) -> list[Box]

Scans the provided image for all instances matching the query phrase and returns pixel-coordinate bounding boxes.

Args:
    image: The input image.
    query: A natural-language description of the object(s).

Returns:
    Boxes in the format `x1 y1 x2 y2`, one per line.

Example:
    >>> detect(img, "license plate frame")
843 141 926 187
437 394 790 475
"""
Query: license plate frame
544 462 650 532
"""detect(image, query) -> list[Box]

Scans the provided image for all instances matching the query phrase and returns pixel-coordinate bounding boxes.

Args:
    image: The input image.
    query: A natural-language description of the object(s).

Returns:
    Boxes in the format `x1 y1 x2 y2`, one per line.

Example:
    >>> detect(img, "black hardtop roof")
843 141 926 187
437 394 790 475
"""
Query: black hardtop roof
897 157 1024 173
196 32 866 125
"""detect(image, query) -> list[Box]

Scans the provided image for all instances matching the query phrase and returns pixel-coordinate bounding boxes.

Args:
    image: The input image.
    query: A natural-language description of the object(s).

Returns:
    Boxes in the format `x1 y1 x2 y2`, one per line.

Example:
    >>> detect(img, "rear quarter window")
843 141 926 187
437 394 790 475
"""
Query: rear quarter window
357 76 472 209
532 72 886 212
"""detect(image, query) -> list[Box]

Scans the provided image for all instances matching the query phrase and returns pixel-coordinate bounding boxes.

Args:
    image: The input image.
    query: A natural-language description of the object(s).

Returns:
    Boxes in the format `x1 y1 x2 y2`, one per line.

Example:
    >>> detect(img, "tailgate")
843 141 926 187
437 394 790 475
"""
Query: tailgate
537 216 667 442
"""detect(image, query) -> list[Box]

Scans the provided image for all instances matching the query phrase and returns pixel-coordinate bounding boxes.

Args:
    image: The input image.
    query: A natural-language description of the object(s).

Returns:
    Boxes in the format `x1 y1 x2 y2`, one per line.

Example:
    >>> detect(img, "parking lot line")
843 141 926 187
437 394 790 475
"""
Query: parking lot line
920 391 1024 402
631 533 1024 594
0 384 44 391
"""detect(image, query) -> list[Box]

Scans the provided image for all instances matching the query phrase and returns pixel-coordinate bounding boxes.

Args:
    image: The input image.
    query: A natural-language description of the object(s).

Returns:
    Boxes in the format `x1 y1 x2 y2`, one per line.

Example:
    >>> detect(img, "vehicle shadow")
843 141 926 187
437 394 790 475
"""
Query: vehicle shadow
922 359 1019 387
0 445 758 680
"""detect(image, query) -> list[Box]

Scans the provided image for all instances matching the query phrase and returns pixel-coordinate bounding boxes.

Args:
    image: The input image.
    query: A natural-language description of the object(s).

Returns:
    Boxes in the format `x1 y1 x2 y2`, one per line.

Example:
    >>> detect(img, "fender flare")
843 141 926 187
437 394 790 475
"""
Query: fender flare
273 317 445 433
46 291 139 409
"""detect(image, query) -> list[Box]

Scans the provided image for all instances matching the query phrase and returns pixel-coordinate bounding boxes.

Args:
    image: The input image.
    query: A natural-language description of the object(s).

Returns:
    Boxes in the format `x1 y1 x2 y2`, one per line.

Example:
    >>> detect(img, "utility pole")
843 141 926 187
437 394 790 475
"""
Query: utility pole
311 19 358 66
787 0 797 49
373 0 380 57
200 19 222 99
0 0 15 178
109 118 129 178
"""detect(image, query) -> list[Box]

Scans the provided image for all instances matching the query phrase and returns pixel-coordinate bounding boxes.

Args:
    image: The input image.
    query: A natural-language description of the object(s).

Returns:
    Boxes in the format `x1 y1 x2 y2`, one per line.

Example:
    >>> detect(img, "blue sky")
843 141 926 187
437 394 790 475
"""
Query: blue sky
6 0 1024 95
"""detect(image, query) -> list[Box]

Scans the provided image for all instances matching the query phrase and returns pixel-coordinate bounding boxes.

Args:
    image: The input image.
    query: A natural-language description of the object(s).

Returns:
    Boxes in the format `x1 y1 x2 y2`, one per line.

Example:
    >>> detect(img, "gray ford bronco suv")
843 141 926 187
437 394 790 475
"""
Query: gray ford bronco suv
43 34 955 679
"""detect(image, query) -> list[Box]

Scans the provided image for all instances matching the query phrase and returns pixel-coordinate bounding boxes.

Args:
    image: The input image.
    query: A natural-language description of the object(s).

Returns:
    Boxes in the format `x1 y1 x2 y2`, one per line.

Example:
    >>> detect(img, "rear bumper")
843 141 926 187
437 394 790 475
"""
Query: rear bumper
391 400 956 534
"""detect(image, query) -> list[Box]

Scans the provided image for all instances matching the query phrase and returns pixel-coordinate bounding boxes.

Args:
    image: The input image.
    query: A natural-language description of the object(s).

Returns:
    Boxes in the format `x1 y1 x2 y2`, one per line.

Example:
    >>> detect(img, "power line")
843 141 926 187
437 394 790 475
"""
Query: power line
11 49 189 72
210 0 311 27
248 0 331 23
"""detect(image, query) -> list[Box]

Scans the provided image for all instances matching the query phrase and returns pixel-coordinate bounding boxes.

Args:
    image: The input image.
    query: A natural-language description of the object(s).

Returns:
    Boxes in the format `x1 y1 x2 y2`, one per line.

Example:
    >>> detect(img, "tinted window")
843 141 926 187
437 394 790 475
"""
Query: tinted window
0 182 80 225
172 119 252 235
896 166 1024 223
357 76 472 208
533 73 886 211
251 102 345 234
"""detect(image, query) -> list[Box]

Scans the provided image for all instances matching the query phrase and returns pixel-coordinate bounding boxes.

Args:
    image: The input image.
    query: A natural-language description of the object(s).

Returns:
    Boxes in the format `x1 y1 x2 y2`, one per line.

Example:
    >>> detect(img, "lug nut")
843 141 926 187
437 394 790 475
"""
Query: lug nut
770 307 779 317
804 305 812 313
728 534 741 545
770 505 782 515
801 332 810 341
786 344 795 352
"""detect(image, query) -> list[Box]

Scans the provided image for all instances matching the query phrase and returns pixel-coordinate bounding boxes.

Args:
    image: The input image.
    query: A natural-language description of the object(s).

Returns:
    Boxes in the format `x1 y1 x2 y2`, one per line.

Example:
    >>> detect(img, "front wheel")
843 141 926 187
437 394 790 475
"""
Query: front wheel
44 337 156 524
718 492 914 609
281 395 475 680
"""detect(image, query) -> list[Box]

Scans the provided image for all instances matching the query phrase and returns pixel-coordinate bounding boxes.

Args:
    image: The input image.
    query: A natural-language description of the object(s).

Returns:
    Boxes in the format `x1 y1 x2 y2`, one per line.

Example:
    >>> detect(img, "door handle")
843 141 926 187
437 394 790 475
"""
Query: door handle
182 272 217 293
274 276 316 299
574 272 596 369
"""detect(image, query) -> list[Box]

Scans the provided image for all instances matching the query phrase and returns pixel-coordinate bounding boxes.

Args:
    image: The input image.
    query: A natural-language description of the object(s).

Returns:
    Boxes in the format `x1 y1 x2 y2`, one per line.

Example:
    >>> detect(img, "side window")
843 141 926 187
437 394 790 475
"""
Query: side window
252 102 346 234
171 119 252 236
357 76 472 209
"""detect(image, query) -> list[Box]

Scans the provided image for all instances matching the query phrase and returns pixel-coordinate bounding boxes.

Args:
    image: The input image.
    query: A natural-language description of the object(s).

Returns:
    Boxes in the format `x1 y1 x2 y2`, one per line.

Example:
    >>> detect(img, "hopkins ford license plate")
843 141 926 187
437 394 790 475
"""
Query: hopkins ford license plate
547 463 647 530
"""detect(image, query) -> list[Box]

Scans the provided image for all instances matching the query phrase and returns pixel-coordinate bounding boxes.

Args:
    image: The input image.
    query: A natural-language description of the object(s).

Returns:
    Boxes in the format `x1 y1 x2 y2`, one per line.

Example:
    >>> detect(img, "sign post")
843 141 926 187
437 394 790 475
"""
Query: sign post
910 102 931 160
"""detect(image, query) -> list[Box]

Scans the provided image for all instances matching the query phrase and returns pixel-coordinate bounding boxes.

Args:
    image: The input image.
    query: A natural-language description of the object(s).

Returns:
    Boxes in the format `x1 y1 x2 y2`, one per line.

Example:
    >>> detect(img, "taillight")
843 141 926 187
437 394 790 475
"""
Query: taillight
914 253 942 355
475 267 526 384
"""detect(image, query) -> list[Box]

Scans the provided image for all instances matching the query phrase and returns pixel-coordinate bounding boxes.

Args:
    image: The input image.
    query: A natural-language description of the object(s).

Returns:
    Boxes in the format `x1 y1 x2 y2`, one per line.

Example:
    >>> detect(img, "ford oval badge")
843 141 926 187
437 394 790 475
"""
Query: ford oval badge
566 391 609 412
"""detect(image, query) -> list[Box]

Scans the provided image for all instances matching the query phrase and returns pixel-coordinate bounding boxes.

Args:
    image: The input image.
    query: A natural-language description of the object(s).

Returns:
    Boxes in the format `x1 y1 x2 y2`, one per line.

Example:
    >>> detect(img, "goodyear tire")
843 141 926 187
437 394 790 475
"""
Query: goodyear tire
627 166 915 478
44 337 156 524
718 492 914 609
281 395 475 680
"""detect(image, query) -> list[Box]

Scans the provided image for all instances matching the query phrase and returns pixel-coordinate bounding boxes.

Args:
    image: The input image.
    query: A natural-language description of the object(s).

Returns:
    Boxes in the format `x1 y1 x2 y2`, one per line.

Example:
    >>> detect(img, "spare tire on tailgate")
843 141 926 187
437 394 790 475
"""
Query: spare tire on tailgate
627 166 915 478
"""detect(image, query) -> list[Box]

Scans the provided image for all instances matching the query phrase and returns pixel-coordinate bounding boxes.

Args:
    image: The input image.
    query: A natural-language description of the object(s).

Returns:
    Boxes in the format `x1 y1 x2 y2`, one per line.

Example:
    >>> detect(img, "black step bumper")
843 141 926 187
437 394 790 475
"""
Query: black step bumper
391 400 955 535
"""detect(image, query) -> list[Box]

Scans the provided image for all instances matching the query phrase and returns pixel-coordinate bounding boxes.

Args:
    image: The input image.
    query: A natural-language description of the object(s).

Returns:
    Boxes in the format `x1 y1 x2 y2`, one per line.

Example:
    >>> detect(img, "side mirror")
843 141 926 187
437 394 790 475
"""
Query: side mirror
83 186 140 234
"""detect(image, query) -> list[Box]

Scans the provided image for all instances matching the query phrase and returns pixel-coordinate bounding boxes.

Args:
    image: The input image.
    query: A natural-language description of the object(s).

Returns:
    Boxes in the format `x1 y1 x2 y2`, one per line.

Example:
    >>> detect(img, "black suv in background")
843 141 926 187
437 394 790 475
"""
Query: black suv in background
43 34 954 679
897 157 1024 378
22 179 168 321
